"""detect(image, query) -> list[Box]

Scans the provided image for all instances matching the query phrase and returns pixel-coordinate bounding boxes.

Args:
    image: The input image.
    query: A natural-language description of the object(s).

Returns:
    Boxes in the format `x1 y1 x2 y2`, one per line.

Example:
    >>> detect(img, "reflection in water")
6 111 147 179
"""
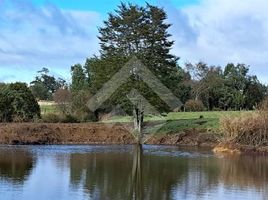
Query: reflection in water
69 146 191 200
70 148 133 199
69 146 268 200
0 148 34 183
130 144 143 200
0 145 267 200
218 155 268 189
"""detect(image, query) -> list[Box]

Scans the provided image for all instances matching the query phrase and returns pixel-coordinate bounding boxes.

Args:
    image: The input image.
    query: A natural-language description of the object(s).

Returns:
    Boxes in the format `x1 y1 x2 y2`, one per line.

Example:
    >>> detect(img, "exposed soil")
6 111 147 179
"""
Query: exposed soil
1 123 267 155
146 129 220 147
0 123 219 146
0 123 135 145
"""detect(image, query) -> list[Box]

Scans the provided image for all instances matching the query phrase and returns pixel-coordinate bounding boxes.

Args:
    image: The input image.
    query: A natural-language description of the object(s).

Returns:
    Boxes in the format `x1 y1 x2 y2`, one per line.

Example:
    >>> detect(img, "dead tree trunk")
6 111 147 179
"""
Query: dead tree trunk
133 103 144 144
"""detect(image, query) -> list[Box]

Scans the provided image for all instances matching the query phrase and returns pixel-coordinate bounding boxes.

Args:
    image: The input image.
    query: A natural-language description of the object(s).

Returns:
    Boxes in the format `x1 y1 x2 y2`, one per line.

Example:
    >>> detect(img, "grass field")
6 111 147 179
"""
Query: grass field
40 104 59 115
104 111 253 134
105 111 249 122
39 103 252 134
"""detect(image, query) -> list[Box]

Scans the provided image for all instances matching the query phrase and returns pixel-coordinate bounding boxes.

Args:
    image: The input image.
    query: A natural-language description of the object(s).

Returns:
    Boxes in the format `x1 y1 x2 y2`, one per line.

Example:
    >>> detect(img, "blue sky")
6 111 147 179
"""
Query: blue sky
1 0 268 84
31 0 200 12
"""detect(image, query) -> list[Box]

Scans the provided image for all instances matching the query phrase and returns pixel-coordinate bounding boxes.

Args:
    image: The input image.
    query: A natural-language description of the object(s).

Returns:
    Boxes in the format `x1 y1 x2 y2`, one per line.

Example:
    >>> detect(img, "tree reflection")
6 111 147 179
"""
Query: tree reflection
217 155 268 189
0 149 34 183
129 144 143 199
69 145 189 200
69 146 268 199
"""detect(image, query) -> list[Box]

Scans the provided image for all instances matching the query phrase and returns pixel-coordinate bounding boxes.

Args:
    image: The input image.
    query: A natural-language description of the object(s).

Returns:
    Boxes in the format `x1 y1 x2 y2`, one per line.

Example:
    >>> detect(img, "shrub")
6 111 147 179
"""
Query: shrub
70 90 97 122
0 83 40 122
61 114 79 123
54 88 72 114
220 111 268 146
42 113 61 123
184 100 205 112
54 88 71 103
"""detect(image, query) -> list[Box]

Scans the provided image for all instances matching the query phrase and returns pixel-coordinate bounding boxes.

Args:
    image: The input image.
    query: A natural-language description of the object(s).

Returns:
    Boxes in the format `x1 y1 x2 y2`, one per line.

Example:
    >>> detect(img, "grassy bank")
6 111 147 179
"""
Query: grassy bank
105 111 252 134
39 103 252 135
40 103 251 133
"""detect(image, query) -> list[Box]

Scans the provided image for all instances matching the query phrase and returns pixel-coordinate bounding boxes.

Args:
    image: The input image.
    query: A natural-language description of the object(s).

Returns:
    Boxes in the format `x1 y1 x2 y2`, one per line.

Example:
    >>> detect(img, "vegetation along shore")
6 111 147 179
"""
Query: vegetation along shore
0 3 268 154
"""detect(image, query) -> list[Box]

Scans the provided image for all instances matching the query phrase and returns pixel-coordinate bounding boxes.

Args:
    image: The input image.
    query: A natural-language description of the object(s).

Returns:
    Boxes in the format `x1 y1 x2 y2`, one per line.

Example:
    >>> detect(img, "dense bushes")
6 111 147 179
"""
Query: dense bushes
184 100 205 112
220 98 268 146
0 83 40 122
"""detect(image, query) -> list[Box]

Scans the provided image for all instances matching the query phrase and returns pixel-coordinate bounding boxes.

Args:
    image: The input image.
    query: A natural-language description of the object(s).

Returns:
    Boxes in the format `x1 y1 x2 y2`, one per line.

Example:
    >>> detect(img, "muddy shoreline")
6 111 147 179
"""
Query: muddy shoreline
0 123 218 146
0 123 266 155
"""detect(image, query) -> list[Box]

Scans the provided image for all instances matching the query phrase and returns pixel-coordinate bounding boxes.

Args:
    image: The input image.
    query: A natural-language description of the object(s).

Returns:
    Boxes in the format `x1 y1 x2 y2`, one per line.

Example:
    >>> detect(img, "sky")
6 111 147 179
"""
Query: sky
0 0 268 84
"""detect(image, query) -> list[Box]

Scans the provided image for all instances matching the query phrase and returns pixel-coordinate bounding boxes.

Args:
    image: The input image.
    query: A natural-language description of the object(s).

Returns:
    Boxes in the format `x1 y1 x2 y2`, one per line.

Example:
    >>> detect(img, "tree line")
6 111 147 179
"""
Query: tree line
0 3 267 122
67 3 267 120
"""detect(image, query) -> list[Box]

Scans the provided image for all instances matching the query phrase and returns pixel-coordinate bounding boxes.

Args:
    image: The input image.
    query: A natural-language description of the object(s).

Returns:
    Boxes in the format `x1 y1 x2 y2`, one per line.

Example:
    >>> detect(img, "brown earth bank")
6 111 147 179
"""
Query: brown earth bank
0 123 135 145
146 129 220 147
0 123 267 155
0 123 219 147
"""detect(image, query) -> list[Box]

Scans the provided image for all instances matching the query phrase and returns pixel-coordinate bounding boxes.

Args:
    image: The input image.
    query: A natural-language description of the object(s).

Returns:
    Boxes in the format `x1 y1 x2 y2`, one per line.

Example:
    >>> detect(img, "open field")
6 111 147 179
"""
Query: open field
105 111 250 122
104 111 253 134
39 102 59 115
39 104 253 134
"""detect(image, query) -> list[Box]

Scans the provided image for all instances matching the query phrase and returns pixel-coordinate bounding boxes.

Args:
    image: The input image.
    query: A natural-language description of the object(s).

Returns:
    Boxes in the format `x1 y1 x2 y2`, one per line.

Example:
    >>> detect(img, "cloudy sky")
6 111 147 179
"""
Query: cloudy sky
0 0 268 83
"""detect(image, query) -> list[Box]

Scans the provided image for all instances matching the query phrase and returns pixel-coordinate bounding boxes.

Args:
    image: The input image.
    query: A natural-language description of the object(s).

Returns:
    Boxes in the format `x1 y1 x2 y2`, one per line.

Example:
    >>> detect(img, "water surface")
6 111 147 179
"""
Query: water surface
0 145 267 200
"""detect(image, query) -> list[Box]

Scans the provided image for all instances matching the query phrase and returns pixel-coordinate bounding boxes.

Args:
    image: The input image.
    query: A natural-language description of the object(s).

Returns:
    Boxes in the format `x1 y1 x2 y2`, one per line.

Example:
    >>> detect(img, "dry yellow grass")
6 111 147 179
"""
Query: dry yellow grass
220 99 268 146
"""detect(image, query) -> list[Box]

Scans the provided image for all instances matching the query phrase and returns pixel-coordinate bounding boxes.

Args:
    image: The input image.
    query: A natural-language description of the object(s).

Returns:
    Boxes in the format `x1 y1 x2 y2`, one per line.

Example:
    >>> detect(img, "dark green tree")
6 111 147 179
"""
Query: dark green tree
223 63 266 110
0 83 40 122
185 62 225 110
30 68 66 100
186 62 267 111
87 3 189 114
71 64 87 92
30 82 50 100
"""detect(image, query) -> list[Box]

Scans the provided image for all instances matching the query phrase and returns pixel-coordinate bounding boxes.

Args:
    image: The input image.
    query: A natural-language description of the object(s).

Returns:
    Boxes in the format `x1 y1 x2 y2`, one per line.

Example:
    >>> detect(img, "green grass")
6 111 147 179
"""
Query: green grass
146 118 219 134
105 111 251 123
40 104 59 115
105 111 254 134
39 103 253 134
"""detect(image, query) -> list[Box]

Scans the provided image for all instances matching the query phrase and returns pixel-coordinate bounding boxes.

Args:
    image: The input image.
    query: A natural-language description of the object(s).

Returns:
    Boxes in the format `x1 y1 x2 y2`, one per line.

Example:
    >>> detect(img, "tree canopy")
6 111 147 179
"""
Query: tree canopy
68 2 267 119
71 3 190 117
0 83 40 122
185 62 267 110
30 68 66 101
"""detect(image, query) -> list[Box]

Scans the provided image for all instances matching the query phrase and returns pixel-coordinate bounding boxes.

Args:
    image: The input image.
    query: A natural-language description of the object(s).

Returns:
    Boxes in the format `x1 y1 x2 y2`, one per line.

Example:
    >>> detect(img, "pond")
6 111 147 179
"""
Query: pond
0 145 267 200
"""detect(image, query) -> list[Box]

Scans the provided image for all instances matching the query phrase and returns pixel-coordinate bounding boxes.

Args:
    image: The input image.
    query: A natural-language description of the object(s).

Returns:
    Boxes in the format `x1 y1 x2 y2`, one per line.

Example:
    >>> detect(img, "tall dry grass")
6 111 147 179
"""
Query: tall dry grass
220 98 268 146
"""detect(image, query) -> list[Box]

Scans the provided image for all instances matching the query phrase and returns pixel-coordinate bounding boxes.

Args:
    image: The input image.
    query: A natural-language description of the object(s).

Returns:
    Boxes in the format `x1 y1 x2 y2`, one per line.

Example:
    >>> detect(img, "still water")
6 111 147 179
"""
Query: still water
0 145 267 200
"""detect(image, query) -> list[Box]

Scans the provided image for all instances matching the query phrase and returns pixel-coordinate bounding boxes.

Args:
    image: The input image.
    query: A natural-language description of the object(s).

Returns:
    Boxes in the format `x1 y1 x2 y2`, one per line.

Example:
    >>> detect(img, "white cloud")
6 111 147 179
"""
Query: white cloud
0 0 101 82
1 0 268 84
169 0 268 83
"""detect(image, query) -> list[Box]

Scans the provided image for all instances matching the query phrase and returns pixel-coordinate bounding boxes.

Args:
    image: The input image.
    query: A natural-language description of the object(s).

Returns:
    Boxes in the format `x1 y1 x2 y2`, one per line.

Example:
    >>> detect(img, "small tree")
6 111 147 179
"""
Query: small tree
30 68 66 100
0 83 40 122
184 99 205 112
54 88 72 114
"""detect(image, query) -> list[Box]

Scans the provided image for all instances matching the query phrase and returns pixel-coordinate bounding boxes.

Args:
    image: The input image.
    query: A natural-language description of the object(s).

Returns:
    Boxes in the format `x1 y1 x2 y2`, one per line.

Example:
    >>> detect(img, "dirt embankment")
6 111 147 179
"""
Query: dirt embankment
1 123 267 155
0 123 219 146
147 130 220 147
0 123 135 145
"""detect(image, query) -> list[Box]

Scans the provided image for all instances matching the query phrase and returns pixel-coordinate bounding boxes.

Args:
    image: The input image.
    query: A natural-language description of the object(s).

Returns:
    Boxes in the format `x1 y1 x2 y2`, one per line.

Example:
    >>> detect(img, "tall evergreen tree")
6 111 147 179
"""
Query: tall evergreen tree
71 64 87 92
88 3 189 114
